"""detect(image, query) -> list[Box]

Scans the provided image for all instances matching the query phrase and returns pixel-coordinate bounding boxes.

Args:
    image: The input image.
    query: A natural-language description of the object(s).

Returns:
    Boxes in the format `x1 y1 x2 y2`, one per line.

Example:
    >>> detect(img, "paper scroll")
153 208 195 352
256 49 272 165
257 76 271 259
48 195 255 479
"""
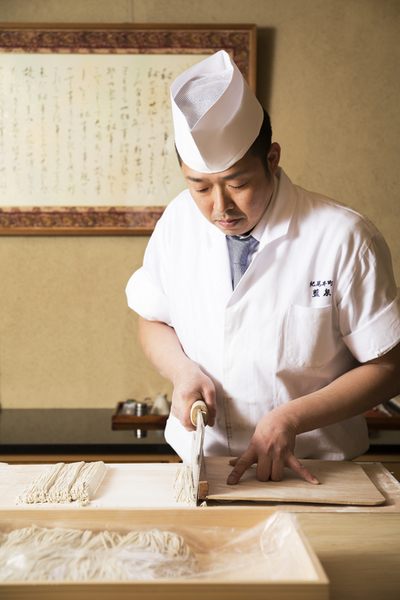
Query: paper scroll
0 53 209 207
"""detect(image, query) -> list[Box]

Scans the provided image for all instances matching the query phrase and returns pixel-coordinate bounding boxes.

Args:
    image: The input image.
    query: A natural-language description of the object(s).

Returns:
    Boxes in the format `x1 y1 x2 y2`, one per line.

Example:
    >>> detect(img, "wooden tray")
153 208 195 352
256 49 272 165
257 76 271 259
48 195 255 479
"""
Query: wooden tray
0 510 329 600
112 402 168 430
205 458 385 505
363 403 400 430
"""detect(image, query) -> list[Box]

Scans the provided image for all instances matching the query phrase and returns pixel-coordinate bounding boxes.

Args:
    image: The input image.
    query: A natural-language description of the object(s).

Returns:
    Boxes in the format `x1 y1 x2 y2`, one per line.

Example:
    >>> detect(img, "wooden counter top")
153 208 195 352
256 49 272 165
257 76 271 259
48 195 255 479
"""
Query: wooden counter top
298 513 400 600
1 462 400 599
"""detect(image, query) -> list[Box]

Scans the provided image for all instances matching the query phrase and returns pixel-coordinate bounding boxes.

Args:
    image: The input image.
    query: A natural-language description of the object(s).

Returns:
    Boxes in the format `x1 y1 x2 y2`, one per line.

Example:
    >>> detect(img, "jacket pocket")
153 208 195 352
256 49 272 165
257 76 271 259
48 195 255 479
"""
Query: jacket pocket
284 304 338 368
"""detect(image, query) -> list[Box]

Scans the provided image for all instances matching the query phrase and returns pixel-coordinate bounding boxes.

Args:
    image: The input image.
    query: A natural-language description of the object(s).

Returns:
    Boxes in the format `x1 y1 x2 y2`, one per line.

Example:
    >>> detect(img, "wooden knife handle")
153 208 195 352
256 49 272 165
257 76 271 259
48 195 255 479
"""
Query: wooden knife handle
190 399 209 427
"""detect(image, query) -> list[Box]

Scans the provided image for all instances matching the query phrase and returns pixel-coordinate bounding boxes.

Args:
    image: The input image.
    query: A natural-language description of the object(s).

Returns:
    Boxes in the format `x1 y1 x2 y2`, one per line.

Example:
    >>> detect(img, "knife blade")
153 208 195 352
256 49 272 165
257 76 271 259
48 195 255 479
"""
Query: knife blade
190 399 208 504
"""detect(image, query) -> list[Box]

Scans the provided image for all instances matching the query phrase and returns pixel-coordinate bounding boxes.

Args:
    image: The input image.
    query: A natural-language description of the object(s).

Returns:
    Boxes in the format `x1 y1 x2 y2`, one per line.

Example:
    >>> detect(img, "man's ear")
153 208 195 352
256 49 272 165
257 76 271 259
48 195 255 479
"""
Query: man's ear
267 143 281 175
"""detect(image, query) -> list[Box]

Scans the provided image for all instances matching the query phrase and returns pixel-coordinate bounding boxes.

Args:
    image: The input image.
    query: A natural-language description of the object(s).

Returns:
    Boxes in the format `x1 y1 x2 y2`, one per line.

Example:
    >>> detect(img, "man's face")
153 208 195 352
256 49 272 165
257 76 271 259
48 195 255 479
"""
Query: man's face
181 143 281 235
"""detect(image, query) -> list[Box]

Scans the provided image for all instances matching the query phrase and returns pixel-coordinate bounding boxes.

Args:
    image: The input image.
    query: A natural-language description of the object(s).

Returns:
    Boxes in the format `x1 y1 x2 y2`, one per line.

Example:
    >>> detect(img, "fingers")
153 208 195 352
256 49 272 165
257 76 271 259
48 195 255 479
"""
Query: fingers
189 388 217 430
269 459 285 482
203 393 217 428
286 455 320 484
227 451 257 485
170 399 195 431
172 374 217 431
229 453 277 483
256 454 272 482
228 453 320 485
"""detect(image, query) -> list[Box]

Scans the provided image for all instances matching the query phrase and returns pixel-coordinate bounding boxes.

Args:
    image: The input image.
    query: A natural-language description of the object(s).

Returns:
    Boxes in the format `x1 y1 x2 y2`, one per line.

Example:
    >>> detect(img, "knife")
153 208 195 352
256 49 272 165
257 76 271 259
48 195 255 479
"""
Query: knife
190 399 209 504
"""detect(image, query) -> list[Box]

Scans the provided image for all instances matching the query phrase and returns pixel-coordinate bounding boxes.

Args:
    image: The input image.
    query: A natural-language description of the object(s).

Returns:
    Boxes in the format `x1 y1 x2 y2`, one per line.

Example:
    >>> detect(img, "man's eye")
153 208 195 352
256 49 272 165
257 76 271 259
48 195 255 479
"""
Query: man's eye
230 183 247 189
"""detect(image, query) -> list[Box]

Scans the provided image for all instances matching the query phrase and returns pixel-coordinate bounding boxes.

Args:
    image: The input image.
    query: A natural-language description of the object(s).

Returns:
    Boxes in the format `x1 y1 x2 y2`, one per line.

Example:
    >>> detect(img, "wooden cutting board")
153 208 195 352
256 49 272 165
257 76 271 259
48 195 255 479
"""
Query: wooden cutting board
205 457 385 505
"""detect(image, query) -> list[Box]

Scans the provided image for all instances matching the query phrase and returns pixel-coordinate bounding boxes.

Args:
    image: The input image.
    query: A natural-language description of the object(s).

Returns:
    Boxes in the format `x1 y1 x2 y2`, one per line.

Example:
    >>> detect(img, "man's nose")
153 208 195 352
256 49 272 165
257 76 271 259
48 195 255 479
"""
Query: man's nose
212 186 234 213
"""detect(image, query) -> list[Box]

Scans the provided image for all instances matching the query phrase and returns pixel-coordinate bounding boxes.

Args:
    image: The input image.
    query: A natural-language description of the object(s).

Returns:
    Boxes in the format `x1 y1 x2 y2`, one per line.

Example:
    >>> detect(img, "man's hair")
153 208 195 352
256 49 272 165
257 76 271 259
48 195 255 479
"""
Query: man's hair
175 107 273 176
248 108 273 177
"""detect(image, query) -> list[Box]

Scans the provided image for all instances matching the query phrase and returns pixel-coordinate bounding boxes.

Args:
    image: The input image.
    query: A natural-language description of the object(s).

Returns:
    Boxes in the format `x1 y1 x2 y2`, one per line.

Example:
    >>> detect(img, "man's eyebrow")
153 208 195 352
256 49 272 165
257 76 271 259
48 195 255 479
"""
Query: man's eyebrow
185 175 208 183
222 169 248 181
185 169 248 183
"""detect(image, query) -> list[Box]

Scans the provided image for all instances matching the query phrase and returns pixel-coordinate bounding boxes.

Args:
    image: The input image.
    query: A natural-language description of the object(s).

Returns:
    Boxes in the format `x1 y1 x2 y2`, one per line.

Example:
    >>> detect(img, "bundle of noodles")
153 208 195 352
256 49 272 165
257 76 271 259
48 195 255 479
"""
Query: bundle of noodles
16 463 65 504
70 461 107 506
47 461 85 504
0 525 200 582
172 464 196 505
15 461 107 506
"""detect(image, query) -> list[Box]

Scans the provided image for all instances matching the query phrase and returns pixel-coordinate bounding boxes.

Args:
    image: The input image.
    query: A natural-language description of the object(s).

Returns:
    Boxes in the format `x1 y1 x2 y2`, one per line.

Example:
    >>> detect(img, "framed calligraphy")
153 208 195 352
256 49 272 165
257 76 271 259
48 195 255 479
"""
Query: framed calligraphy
0 23 257 235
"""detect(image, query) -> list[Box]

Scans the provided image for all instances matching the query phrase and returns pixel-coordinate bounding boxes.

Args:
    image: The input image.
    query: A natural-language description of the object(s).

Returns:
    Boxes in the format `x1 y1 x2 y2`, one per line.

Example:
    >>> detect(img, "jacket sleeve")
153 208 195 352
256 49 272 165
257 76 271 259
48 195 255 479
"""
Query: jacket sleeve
339 231 400 362
125 206 173 327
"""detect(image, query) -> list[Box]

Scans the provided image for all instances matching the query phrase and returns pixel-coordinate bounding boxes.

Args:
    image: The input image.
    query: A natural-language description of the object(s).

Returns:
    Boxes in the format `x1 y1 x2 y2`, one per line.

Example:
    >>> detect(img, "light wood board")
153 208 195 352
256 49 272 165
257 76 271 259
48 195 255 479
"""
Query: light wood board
0 463 181 509
2 461 398 511
205 457 385 505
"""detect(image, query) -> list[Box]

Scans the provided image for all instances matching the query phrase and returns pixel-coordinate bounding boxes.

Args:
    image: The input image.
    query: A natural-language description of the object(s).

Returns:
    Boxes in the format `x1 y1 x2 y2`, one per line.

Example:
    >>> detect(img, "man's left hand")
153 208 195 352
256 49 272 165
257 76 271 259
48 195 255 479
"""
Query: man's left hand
226 408 319 485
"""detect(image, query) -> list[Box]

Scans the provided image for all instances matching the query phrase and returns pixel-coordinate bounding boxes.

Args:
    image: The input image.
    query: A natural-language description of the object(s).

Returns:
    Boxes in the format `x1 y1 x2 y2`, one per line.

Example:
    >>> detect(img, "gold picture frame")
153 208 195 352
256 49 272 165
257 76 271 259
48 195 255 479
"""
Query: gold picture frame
0 23 257 235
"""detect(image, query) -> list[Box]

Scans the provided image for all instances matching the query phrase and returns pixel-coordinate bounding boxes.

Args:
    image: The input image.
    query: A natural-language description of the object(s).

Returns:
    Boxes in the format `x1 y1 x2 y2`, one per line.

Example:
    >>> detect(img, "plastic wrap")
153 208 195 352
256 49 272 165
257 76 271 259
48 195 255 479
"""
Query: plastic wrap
0 512 320 583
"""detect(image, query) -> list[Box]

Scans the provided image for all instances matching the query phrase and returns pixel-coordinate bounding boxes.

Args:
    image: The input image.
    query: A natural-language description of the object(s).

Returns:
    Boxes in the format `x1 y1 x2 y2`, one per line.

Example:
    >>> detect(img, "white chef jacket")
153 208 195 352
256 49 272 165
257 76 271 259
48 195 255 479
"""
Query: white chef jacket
126 167 400 463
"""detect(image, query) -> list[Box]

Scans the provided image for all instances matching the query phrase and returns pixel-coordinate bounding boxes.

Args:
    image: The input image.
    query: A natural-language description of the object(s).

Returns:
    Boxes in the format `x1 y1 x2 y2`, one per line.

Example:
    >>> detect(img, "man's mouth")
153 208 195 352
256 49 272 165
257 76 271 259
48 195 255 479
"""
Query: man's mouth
216 217 241 228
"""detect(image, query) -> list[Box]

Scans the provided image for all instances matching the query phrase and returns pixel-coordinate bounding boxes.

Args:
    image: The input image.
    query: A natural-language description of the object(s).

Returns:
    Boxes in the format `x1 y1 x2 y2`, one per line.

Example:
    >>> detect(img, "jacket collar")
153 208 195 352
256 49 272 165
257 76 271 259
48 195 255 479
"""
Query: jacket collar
257 167 298 251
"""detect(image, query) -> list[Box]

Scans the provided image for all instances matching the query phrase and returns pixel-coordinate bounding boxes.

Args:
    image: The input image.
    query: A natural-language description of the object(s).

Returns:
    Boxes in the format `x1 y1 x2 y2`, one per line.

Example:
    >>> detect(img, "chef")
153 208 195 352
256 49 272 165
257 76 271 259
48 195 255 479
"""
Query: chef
126 50 400 485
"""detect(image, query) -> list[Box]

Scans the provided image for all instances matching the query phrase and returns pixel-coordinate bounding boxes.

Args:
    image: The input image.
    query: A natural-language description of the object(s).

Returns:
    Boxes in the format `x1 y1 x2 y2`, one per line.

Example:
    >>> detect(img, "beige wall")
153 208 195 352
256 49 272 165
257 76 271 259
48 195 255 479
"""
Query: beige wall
0 236 167 408
1 0 399 407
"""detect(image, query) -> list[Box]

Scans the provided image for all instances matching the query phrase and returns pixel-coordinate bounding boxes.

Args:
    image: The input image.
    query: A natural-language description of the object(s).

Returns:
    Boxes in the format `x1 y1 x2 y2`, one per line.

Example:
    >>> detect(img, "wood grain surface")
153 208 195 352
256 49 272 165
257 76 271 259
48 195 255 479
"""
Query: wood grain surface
1 508 398 599
2 461 399 511
205 457 385 505
0 511 329 599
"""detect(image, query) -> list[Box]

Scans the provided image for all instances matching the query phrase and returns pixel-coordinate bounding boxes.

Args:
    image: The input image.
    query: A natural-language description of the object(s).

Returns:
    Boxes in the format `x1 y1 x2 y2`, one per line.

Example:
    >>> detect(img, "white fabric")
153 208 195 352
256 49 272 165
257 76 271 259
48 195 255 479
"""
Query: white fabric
126 168 400 463
174 70 231 130
171 50 264 173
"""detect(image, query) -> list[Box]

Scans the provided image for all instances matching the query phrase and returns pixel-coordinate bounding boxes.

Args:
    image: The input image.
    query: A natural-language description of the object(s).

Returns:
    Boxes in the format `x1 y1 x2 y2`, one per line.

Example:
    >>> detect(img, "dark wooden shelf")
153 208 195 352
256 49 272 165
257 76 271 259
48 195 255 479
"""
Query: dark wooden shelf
112 402 169 431
112 404 400 431
364 407 400 431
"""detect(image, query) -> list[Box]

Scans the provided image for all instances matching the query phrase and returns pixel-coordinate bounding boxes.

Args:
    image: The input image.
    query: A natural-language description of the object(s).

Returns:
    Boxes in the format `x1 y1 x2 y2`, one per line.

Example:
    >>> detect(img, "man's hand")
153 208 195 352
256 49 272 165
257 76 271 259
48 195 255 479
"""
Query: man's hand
227 341 400 485
227 407 319 485
138 318 217 431
171 363 216 431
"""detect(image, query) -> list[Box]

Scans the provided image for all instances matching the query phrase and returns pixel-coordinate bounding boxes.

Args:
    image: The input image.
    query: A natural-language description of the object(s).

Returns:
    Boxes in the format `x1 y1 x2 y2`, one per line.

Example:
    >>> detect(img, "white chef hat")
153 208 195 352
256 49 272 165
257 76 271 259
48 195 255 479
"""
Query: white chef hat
171 50 264 173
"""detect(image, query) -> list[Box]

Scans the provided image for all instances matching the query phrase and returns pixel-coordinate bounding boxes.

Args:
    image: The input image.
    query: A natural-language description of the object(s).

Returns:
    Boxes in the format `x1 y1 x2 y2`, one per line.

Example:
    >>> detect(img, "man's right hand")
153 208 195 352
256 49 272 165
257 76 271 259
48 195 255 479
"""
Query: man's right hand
138 317 217 431
171 363 216 431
